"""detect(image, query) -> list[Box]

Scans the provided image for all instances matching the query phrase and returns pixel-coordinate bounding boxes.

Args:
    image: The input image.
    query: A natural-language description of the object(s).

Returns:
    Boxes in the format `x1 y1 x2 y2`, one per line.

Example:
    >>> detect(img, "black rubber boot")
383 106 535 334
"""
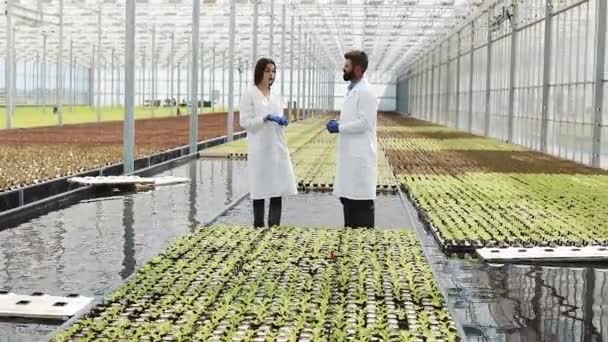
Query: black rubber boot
268 197 282 227
340 197 351 228
253 199 265 228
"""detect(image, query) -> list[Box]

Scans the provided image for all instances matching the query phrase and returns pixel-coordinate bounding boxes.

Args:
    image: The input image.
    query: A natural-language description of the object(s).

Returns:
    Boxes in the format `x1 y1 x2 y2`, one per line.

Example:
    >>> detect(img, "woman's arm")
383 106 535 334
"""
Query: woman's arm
239 89 265 132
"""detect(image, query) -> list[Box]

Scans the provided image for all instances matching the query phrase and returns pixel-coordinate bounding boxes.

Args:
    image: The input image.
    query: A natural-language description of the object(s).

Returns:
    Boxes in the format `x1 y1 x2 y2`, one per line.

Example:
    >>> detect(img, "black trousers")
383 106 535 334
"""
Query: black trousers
340 197 375 228
253 197 282 228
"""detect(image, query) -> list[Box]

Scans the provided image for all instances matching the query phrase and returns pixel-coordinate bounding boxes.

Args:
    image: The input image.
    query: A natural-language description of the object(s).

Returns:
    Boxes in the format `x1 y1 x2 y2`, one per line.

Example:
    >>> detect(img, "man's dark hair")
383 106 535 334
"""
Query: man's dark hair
344 50 368 73
254 58 276 86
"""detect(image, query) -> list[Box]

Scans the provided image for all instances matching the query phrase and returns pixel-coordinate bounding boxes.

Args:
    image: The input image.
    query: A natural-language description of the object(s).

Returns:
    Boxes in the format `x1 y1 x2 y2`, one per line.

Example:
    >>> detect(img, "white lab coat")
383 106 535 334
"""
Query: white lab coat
239 86 298 200
333 77 378 200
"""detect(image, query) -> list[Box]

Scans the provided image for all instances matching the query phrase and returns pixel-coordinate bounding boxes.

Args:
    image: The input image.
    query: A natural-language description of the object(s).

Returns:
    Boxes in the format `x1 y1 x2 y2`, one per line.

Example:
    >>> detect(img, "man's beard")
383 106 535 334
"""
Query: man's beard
343 70 354 81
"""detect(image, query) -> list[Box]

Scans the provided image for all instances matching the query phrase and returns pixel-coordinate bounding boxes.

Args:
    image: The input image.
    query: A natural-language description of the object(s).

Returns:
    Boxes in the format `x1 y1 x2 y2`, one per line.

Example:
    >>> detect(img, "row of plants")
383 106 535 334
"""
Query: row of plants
0 112 237 193
290 132 398 191
377 113 608 251
0 144 159 191
51 226 459 341
403 173 608 249
204 114 399 191
379 136 523 152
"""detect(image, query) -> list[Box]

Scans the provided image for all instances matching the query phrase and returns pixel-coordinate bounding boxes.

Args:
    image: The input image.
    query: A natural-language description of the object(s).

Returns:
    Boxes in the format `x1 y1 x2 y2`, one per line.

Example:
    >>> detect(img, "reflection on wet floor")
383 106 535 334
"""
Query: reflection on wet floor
0 158 248 341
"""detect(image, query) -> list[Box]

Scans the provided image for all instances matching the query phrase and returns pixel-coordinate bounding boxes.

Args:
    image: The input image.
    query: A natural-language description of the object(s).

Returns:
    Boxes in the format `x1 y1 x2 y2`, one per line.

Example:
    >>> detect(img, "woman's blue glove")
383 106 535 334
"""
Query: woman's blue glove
266 114 289 126
326 119 339 133
277 116 289 126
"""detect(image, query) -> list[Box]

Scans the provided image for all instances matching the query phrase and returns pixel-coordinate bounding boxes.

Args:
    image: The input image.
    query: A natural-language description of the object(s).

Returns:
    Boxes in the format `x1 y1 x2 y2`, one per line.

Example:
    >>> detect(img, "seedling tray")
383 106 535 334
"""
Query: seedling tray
51 226 460 342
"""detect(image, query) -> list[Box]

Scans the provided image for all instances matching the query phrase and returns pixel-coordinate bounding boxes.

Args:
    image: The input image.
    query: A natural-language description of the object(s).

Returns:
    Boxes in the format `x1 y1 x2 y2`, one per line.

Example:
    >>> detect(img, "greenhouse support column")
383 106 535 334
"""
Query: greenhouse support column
540 0 553 152
484 12 492 137
89 45 93 109
118 57 122 106
69 40 73 111
321 68 325 113
436 44 442 123
430 51 435 122
289 13 294 117
315 52 319 115
200 43 205 111
592 0 607 167
56 0 64 126
24 60 27 105
302 34 308 119
318 64 322 114
425 59 430 119
280 3 286 110
212 46 216 111
227 0 236 142
444 45 451 125
321 71 325 112
35 52 39 106
165 59 170 105
308 38 313 117
324 72 327 111
190 0 200 153
269 0 274 56
187 54 191 104
320 68 323 112
103 62 107 108
177 62 181 108
313 57 317 116
111 48 115 107
124 0 136 174
307 42 312 118
96 7 101 122
507 1 518 143
307 38 313 118
312 42 316 115
308 43 317 117
468 21 475 132
455 31 461 128
297 22 302 119
11 29 15 115
141 53 146 106
222 51 226 110
4 0 12 129
253 0 258 61
149 31 154 117
152 25 156 117
314 49 319 116
170 34 175 115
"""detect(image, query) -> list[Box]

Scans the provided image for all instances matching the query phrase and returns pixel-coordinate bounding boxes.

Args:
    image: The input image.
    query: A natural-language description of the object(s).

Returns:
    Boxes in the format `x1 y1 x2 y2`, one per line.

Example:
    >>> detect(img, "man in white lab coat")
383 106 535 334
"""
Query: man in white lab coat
326 50 378 228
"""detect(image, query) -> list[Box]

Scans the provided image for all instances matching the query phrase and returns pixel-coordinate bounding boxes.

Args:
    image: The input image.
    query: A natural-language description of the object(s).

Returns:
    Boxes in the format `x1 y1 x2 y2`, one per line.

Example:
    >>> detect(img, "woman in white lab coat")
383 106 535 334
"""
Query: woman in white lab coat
239 58 297 228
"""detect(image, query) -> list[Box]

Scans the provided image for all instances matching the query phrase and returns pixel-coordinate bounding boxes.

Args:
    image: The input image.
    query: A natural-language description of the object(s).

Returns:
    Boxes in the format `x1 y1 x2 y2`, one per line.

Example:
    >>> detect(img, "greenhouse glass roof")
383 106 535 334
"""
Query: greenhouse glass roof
0 0 485 78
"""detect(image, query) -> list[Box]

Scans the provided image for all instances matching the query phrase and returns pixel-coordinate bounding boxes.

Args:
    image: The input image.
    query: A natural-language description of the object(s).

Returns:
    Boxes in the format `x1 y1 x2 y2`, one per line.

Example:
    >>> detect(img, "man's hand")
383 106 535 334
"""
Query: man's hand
326 119 340 134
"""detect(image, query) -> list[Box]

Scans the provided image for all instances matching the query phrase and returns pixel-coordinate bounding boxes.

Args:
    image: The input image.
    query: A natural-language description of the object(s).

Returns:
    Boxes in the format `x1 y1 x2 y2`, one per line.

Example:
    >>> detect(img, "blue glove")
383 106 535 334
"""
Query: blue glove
326 119 339 133
277 115 289 126
266 114 288 126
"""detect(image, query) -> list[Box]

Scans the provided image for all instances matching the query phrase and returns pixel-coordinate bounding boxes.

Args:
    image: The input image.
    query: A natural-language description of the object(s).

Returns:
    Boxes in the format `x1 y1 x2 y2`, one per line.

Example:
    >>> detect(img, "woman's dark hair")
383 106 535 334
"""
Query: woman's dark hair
344 50 368 73
254 58 276 86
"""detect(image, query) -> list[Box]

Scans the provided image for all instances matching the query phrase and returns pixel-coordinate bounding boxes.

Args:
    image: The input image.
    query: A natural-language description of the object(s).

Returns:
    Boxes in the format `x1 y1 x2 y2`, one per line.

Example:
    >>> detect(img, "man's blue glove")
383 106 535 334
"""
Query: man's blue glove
326 119 339 133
